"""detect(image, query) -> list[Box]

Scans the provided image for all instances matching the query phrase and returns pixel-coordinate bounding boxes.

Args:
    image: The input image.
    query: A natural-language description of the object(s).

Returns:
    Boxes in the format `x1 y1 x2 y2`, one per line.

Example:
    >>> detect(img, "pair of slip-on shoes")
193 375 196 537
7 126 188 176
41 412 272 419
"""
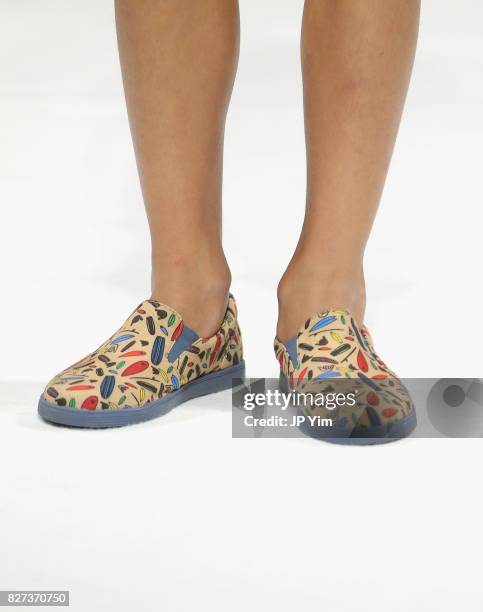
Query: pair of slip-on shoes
38 296 416 442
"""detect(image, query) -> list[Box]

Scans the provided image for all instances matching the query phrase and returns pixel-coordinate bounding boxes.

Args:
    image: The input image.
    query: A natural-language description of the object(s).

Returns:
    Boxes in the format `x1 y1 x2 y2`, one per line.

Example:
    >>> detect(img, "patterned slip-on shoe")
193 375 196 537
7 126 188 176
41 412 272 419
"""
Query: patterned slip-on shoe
274 308 416 444
38 294 244 428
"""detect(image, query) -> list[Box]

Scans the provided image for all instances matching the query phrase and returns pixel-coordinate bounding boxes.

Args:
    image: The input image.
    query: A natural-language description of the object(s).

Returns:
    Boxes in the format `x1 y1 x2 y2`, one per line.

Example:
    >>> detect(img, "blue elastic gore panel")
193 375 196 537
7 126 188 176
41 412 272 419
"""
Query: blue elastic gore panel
285 337 298 368
167 326 199 363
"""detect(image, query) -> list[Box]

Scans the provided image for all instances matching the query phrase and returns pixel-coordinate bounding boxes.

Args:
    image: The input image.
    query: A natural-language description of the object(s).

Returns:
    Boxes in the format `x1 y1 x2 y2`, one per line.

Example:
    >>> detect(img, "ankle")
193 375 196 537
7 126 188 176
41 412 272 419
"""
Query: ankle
277 260 366 344
151 249 231 337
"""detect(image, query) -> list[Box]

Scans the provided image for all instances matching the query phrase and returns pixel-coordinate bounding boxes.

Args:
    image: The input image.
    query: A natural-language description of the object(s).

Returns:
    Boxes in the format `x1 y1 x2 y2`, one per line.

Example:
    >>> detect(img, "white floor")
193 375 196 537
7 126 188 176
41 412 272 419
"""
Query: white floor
2 383 483 611
1 1 483 610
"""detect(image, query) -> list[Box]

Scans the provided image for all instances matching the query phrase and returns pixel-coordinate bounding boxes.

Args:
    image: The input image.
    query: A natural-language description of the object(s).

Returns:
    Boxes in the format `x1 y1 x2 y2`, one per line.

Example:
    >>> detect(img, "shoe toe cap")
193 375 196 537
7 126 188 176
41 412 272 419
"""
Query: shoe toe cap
43 377 104 411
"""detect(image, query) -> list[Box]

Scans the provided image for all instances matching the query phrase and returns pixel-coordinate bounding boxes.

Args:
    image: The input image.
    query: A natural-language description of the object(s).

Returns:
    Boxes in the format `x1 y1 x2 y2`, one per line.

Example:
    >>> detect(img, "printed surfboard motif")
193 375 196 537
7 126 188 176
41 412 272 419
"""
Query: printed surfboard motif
43 295 243 411
274 308 415 430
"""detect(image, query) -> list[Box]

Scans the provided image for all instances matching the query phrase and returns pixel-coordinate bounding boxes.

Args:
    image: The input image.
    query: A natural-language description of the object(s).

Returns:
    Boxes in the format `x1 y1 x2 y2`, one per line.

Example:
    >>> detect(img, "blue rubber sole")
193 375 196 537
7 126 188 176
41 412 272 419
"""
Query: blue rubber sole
279 372 417 445
38 361 245 429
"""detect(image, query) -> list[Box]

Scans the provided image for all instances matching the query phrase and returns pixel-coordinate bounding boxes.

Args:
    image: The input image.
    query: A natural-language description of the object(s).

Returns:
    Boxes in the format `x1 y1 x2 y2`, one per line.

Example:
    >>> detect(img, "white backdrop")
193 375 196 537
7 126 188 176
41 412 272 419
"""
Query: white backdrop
1 0 482 382
1 2 483 611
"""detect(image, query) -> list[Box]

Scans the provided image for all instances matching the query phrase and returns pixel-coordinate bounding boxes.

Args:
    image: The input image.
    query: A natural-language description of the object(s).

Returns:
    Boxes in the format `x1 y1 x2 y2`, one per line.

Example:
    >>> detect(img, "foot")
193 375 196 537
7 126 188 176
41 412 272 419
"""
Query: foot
39 295 244 427
274 308 416 443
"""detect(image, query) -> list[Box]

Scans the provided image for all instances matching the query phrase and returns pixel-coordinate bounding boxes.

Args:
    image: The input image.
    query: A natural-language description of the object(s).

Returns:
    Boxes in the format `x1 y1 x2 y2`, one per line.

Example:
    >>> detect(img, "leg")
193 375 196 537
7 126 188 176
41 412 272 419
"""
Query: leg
39 1 244 428
277 0 420 342
115 0 239 337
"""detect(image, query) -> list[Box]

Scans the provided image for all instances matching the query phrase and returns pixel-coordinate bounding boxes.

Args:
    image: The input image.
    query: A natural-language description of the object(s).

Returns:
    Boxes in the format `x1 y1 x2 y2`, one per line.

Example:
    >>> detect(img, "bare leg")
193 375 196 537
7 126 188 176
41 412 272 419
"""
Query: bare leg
115 0 239 337
277 0 420 342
